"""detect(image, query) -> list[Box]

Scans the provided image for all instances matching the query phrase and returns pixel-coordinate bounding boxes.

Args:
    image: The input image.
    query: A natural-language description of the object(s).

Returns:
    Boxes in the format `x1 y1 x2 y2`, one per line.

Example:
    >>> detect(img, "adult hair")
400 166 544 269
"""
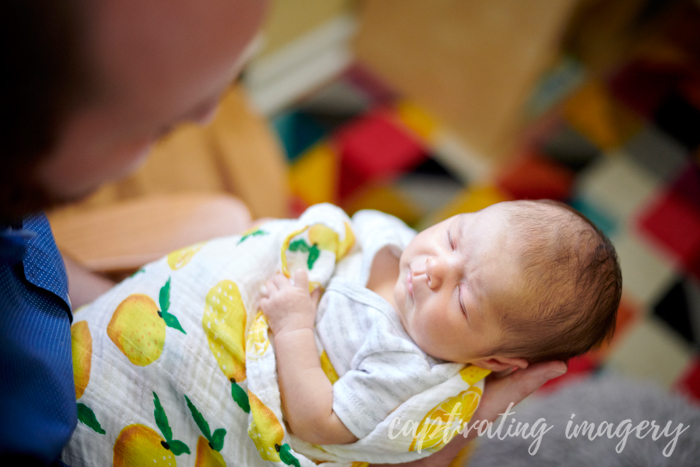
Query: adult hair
493 199 622 363
0 1 90 221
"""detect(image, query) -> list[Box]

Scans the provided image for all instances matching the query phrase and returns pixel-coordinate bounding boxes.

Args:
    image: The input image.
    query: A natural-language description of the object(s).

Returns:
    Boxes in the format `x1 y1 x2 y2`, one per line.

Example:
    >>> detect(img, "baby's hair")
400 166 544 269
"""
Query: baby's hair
492 200 621 363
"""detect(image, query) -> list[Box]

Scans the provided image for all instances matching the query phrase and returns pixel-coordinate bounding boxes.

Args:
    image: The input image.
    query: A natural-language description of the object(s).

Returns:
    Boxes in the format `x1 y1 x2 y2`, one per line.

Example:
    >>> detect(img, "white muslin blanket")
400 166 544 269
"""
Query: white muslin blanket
63 204 489 466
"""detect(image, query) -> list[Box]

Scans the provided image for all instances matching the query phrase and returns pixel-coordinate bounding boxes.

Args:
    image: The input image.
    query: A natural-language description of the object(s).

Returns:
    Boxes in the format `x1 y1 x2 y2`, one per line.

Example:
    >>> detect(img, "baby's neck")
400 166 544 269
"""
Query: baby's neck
366 246 400 309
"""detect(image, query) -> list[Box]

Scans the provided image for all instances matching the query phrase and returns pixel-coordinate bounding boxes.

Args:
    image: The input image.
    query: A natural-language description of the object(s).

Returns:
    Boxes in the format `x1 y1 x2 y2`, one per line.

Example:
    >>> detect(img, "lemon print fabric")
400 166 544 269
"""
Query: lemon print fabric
287 235 321 270
408 385 483 453
337 221 355 261
113 392 191 466
195 437 226 467
167 242 206 270
71 320 107 435
76 402 105 435
185 395 227 466
246 311 270 359
113 392 190 466
319 350 339 384
308 224 339 254
113 424 177 467
248 391 300 467
460 365 491 386
280 221 355 294
108 278 186 366
308 222 355 262
71 321 92 399
203 279 249 412
238 227 268 245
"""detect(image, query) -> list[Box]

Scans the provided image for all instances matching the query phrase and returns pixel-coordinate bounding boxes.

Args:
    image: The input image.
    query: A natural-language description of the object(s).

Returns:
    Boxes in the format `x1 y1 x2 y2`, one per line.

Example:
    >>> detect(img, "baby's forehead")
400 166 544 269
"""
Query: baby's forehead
501 201 587 243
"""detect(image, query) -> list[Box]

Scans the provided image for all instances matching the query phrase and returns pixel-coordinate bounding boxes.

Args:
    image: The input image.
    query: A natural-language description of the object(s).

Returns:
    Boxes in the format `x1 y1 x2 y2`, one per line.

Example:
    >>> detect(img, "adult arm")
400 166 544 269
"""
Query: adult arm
371 361 568 467
62 253 115 309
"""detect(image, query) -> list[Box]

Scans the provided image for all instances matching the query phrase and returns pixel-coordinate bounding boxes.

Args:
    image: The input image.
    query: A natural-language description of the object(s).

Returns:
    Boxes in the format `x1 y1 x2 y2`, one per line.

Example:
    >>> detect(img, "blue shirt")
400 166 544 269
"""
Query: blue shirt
0 213 76 465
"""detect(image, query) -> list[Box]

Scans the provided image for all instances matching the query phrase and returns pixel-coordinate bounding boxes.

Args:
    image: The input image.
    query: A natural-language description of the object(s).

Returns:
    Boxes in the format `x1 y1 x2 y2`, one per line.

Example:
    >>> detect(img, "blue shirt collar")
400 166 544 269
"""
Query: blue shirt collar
0 223 37 263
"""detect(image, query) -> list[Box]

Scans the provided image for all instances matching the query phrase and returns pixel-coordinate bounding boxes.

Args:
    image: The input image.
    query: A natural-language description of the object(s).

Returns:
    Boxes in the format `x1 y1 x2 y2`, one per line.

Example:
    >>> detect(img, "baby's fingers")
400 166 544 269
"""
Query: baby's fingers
266 276 283 294
310 287 322 306
294 269 309 293
271 273 291 289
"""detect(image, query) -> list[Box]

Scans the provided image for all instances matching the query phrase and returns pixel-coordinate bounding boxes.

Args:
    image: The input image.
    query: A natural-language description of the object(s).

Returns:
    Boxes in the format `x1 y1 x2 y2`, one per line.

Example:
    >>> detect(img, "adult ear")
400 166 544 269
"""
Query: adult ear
473 356 528 372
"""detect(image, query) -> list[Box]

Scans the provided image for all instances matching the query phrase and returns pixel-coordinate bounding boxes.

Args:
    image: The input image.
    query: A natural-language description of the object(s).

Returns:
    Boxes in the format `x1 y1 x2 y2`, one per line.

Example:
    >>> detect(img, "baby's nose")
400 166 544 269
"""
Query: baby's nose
425 257 444 289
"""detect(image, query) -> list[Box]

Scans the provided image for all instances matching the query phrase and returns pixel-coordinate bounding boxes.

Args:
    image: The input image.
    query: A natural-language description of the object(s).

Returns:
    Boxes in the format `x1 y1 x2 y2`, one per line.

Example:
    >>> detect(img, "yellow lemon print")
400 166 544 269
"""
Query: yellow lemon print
409 386 482 453
246 311 270 358
71 321 92 399
307 222 355 262
319 351 339 384
337 222 355 261
113 424 176 467
108 278 186 366
167 242 205 270
248 391 285 462
308 224 339 253
203 280 247 383
248 392 300 466
195 436 226 467
459 365 491 386
108 294 166 366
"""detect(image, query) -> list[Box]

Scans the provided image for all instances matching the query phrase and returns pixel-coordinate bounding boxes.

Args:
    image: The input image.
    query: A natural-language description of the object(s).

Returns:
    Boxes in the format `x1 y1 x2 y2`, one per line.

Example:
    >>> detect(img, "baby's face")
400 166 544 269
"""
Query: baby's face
393 202 528 364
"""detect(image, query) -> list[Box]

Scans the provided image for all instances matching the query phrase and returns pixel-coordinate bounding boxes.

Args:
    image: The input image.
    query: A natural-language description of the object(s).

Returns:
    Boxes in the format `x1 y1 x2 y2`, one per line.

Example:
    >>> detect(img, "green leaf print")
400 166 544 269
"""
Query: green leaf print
210 428 227 452
307 244 320 270
185 395 212 440
153 392 173 441
278 443 301 467
158 277 186 334
152 391 190 456
238 229 268 244
231 380 250 413
185 395 227 452
159 278 171 313
168 440 191 456
288 239 310 252
77 403 105 434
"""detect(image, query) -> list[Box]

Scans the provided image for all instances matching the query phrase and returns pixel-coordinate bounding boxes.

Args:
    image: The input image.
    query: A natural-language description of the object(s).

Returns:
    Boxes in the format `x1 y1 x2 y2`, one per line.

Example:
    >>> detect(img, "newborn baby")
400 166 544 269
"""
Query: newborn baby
260 200 622 447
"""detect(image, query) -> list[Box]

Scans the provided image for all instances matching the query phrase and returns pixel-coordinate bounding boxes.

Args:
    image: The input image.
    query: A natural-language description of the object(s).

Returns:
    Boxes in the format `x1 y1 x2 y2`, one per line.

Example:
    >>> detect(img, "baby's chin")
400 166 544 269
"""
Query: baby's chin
391 284 408 325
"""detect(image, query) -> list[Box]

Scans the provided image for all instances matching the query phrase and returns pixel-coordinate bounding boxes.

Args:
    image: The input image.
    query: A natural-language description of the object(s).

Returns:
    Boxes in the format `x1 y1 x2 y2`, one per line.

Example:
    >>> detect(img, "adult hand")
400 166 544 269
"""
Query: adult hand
371 361 567 467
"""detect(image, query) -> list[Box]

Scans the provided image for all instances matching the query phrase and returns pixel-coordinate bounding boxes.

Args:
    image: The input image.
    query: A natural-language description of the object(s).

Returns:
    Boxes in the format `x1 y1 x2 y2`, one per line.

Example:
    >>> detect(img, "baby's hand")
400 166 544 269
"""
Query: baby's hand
260 269 320 336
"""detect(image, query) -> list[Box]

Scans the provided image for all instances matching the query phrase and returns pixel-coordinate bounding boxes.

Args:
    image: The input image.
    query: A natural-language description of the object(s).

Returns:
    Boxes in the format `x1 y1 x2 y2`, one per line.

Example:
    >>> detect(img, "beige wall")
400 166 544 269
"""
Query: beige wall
354 0 579 161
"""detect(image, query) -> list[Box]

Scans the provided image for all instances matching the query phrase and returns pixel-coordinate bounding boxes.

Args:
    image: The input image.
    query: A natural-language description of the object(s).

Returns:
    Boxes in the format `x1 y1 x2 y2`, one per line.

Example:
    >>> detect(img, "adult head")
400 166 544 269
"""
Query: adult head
1 0 267 221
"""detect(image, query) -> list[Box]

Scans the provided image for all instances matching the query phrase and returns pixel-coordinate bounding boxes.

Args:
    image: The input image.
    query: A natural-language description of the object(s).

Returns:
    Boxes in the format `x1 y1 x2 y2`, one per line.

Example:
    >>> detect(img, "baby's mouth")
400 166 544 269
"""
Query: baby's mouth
407 271 414 298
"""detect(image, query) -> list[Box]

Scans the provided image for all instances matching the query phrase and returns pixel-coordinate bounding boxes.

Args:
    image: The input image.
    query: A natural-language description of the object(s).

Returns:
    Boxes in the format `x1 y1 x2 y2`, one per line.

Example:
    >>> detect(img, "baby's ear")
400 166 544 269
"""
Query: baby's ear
473 356 528 372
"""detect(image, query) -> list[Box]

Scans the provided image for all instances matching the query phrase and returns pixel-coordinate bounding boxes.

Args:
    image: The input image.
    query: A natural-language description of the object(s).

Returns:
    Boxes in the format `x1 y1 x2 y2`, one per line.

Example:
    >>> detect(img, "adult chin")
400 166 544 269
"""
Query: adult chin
0 170 96 223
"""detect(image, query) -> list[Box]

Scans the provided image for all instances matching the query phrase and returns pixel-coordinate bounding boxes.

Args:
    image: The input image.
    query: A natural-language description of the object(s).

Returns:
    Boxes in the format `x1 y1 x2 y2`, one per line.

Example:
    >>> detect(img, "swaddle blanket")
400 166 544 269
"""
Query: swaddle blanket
63 204 489 466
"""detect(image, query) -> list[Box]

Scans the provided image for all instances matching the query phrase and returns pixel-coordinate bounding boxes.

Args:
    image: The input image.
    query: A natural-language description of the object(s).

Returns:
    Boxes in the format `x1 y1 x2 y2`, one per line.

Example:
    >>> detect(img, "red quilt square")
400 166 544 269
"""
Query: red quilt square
334 110 428 198
496 151 575 201
672 163 700 210
608 59 683 118
675 356 700 404
538 354 598 394
637 190 700 266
